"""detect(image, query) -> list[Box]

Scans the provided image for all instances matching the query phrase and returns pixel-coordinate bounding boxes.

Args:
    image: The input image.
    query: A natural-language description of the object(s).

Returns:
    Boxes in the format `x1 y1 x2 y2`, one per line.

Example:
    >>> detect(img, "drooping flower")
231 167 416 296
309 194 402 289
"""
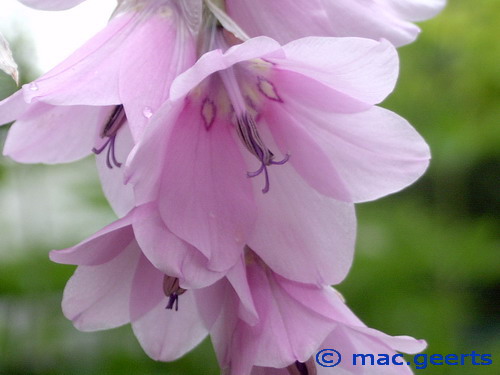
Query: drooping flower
127 32 429 285
198 249 427 375
0 0 201 216
50 213 425 374
224 0 446 46
49 206 210 361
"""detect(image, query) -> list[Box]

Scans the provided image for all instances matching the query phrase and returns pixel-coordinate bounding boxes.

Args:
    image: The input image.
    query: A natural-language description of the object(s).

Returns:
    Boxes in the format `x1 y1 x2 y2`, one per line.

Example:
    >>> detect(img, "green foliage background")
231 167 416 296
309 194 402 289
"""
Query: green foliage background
0 0 498 373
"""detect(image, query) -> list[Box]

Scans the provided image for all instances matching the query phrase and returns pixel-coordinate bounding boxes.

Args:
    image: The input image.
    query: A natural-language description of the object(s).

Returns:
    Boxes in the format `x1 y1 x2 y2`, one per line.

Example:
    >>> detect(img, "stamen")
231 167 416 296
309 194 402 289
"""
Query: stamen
92 105 126 169
236 113 289 193
163 276 186 312
166 293 180 311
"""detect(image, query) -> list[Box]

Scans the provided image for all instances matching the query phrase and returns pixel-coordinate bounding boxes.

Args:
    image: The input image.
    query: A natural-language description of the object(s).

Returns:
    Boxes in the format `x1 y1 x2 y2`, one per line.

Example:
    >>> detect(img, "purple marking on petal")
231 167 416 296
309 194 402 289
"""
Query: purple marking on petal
257 76 283 102
201 98 216 130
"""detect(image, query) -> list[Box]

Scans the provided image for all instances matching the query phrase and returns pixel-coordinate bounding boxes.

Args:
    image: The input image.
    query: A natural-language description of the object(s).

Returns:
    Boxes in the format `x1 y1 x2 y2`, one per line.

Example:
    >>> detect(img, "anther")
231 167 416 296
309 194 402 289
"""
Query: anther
92 105 126 169
163 276 186 312
236 113 289 193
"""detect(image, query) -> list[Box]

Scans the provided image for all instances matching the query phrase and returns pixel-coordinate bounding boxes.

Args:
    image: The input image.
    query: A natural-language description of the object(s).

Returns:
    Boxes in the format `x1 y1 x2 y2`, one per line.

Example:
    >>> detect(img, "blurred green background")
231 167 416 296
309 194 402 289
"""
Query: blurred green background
0 0 498 374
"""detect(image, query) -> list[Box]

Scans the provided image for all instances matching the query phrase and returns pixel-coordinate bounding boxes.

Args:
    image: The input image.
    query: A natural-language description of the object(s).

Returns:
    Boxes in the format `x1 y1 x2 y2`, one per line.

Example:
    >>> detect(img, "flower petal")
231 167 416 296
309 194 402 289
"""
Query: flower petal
58 239 140 331
227 265 334 373
118 12 196 142
225 0 330 44
3 103 108 163
132 204 225 289
132 291 208 361
129 252 165 321
170 36 283 100
246 151 356 286
22 13 135 106
157 101 255 272
0 91 30 125
278 37 399 105
290 106 431 202
321 0 421 46
125 100 185 205
386 0 447 22
49 213 134 266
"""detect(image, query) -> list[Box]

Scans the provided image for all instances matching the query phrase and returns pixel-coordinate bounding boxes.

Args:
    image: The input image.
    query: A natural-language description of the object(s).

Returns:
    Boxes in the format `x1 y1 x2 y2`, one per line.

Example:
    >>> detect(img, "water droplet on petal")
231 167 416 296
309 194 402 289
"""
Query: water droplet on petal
142 106 153 119
29 82 38 91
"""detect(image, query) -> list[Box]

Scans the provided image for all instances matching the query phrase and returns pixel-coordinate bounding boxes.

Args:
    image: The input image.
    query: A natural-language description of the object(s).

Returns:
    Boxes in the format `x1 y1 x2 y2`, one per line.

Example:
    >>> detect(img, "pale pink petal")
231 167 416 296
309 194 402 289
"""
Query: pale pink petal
321 0 420 46
132 203 224 289
278 281 353 326
129 252 165 321
228 264 334 373
225 258 258 325
132 291 208 361
290 106 430 202
125 100 185 205
49 213 134 266
225 0 330 44
170 36 283 100
386 0 447 22
59 240 140 331
262 101 352 200
3 103 108 163
245 148 356 285
18 0 87 10
118 12 196 142
21 14 135 106
320 326 420 375
0 91 29 125
157 102 255 272
350 326 427 354
277 37 399 105
194 278 232 331
271 69 370 114
96 121 135 217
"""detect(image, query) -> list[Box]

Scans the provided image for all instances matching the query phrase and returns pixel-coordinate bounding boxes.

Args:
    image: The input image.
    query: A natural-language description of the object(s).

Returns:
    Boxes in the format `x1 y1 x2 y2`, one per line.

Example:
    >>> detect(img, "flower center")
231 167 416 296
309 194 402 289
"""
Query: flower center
92 105 126 169
218 66 289 193
163 275 187 312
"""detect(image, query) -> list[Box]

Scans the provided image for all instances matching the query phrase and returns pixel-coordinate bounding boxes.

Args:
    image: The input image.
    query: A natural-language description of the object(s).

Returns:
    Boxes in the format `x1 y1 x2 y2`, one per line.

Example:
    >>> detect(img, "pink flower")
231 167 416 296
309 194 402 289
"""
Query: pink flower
225 0 446 46
127 34 429 285
50 215 425 373
199 249 426 375
49 206 210 361
0 0 199 215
